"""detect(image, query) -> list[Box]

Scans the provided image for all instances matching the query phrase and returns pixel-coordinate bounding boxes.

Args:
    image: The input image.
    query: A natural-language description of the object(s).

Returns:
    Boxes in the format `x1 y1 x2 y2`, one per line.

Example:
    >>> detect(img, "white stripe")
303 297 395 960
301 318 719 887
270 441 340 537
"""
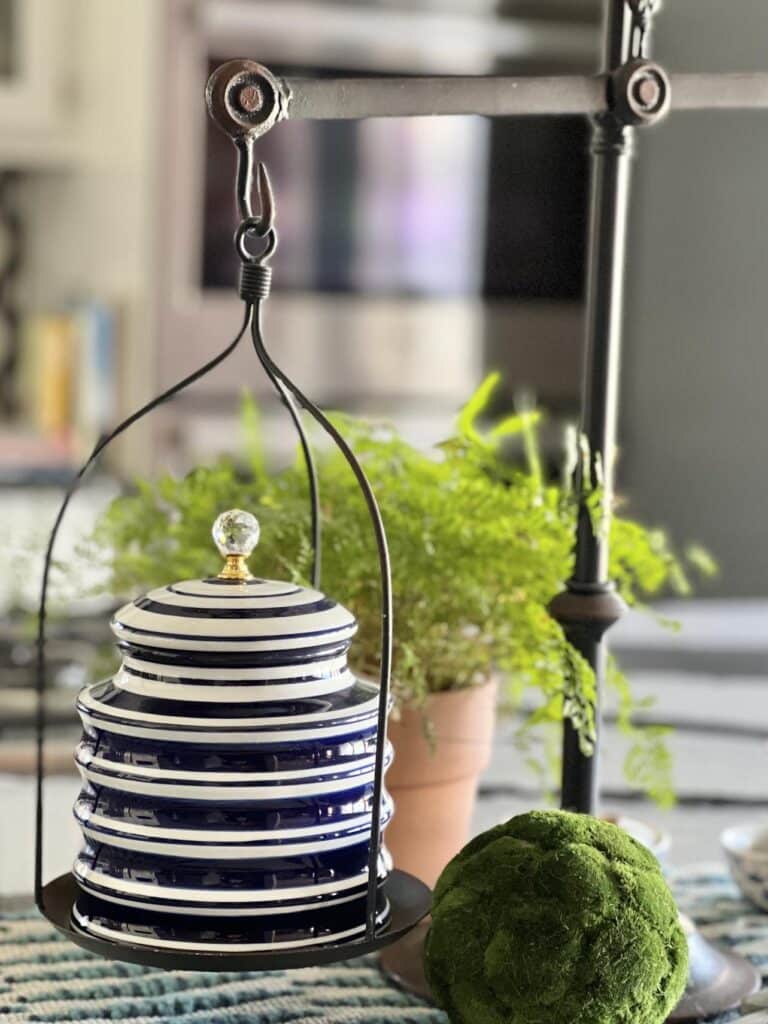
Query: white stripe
148 585 325 608
77 759 389 800
167 578 301 597
113 674 355 703
113 603 355 639
79 749 383 783
113 623 357 653
121 653 350 682
79 678 379 726
77 709 377 745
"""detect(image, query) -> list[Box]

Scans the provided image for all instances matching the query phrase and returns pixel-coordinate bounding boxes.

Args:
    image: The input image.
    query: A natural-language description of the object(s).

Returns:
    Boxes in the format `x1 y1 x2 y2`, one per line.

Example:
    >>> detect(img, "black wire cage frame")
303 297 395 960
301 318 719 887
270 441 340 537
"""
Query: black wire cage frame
31 0 768 1013
33 122 432 971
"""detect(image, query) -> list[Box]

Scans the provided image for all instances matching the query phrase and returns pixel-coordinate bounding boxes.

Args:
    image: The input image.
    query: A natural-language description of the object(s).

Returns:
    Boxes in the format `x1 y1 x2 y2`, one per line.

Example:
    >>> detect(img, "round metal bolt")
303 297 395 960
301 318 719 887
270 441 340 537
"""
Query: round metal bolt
611 59 671 126
632 74 661 111
205 60 288 140
236 84 263 115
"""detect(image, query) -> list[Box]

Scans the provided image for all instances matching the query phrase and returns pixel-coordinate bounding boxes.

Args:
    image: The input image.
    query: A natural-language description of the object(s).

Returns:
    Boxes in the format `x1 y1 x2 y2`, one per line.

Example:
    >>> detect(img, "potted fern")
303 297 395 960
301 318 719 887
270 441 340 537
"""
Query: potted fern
89 375 712 886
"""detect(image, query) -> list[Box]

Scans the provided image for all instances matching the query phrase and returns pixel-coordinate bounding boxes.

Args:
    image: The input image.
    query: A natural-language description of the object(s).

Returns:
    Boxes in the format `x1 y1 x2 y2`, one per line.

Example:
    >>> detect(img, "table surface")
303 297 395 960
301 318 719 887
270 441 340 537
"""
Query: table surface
1 865 767 1024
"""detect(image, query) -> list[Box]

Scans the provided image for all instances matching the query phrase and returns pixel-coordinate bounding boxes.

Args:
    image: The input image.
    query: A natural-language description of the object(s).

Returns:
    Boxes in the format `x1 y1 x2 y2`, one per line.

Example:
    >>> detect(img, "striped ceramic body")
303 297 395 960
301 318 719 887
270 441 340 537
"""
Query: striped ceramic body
71 572 392 952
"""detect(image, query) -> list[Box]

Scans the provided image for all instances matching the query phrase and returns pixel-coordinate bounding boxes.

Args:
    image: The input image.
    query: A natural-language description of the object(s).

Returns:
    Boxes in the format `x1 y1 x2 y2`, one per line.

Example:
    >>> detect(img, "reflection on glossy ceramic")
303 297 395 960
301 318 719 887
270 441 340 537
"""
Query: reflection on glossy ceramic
71 512 391 951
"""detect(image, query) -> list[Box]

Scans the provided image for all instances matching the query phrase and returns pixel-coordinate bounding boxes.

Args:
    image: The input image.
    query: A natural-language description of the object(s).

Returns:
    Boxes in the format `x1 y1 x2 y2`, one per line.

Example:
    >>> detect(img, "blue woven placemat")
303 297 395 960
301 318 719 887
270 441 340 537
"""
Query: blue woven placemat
0 866 765 1024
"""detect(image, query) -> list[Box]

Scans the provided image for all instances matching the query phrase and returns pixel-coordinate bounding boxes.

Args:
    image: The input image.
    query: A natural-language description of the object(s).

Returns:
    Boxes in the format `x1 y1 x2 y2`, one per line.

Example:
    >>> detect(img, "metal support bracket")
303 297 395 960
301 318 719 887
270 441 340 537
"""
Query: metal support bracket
610 57 670 126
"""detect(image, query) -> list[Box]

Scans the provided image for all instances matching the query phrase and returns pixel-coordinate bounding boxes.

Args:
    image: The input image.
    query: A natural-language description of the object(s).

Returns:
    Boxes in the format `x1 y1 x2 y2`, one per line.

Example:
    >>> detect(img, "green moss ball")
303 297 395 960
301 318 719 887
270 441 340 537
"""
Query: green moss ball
424 810 688 1024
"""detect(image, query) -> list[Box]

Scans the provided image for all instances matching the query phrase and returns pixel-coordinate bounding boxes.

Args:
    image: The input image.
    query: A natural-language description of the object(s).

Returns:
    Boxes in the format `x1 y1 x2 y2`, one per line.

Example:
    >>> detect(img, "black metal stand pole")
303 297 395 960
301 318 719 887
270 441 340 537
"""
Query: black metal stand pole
552 0 658 815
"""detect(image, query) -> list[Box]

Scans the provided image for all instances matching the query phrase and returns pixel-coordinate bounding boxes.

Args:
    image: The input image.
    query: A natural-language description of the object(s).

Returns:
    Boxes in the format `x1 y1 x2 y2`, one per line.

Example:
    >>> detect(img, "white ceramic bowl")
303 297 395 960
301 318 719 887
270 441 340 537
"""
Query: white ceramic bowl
721 822 768 910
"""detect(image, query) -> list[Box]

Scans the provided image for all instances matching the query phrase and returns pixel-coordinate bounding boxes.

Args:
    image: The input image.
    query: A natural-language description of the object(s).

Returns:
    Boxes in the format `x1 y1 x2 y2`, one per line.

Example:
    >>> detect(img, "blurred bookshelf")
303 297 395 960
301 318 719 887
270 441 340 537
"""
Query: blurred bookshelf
1 300 117 486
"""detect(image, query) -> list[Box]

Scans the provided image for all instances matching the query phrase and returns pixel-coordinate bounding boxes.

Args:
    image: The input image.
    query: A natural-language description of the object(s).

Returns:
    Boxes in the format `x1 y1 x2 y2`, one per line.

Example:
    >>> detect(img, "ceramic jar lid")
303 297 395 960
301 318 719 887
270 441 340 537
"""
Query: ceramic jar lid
111 509 357 658
105 509 360 706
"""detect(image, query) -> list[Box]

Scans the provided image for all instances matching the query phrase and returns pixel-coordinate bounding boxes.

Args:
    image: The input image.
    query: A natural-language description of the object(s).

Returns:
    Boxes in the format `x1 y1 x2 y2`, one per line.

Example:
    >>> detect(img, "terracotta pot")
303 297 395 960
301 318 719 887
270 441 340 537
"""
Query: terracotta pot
384 678 497 888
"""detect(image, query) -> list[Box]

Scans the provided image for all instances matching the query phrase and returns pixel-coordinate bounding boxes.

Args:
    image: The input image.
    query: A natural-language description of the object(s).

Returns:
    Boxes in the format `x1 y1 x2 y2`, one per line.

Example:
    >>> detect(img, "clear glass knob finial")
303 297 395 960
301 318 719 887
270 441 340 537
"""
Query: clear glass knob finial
212 509 260 580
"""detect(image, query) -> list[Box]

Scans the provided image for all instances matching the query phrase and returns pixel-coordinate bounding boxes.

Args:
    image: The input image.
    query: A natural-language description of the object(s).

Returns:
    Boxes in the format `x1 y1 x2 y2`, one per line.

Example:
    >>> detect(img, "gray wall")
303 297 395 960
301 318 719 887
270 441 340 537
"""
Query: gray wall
622 0 768 596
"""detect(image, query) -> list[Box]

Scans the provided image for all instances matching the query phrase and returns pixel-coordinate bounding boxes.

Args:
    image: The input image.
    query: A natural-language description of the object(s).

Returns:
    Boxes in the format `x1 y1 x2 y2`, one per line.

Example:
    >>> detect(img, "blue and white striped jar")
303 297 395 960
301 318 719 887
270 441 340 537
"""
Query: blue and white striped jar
71 510 392 952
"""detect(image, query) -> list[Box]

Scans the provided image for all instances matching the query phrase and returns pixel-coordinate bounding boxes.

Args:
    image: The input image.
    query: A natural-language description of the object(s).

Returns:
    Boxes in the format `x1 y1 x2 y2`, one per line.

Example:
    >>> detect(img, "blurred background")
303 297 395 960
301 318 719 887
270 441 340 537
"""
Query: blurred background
1 0 767 897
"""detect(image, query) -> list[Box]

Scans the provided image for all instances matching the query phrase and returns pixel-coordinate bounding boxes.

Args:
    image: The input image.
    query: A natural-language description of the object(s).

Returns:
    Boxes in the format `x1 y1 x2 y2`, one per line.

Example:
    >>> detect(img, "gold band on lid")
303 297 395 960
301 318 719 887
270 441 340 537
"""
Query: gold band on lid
218 553 252 581
212 509 260 582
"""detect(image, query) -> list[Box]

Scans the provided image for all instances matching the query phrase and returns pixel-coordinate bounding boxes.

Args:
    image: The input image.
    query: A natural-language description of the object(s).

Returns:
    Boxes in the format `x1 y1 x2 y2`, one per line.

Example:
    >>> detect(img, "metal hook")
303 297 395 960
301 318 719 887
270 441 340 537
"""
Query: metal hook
234 136 274 228
627 0 661 59
234 137 278 264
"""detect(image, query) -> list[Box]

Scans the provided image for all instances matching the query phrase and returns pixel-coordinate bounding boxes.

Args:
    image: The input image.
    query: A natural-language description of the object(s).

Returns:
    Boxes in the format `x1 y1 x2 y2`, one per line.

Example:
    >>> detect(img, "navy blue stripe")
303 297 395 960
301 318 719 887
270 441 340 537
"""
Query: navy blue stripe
81 679 377 721
78 705 377 734
118 663 352 688
75 780 386 830
75 844 379 893
134 597 336 620
116 638 352 666
112 620 355 643
74 887 387 934
78 728 378 770
77 819 378 849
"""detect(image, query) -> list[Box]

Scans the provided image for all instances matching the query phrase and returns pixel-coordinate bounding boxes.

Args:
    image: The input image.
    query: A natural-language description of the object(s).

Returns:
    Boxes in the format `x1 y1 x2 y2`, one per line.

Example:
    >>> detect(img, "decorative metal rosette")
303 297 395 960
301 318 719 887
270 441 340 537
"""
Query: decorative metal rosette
71 511 392 952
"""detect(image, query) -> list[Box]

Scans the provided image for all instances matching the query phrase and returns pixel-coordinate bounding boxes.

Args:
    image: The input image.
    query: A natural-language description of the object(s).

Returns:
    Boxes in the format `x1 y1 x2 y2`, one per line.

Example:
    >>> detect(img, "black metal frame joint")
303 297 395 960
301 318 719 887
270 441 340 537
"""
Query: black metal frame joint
610 58 671 127
549 585 627 645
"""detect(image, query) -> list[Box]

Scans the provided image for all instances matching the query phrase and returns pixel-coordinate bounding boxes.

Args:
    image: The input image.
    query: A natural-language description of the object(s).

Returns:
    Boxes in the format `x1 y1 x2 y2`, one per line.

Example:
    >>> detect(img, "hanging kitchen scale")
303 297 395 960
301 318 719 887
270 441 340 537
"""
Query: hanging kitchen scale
34 62 431 971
